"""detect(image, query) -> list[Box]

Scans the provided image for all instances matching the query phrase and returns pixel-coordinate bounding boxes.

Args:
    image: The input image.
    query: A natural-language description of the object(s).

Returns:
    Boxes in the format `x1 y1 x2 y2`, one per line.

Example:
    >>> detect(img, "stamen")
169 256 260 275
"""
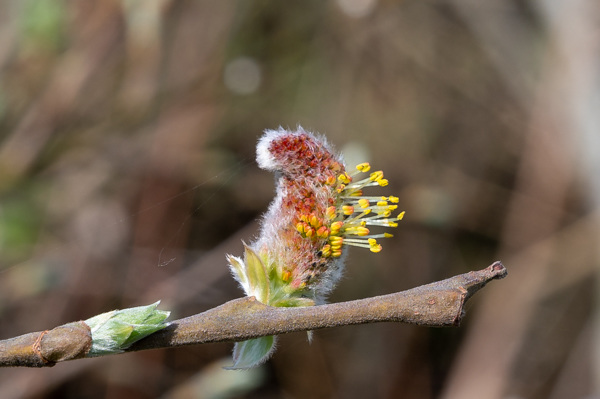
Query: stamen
356 163 371 172
342 205 354 215
370 171 384 181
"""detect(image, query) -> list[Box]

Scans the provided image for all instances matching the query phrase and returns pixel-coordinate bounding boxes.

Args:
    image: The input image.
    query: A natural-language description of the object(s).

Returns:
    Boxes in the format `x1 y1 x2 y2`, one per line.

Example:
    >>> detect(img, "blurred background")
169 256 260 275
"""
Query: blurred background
0 0 598 398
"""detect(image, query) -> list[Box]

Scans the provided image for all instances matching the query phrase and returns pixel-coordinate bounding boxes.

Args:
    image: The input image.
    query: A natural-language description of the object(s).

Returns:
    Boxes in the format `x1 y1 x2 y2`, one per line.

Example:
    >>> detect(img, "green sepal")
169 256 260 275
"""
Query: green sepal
227 336 276 370
243 244 270 304
270 297 316 307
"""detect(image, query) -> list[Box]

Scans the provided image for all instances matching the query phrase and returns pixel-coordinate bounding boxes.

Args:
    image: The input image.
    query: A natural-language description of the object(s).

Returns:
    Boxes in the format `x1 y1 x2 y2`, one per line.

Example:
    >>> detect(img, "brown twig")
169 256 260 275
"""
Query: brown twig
0 262 506 368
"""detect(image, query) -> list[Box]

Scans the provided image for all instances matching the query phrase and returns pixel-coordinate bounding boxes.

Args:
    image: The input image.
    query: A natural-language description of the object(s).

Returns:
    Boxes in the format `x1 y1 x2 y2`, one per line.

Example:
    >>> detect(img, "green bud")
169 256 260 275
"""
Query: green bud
85 301 170 357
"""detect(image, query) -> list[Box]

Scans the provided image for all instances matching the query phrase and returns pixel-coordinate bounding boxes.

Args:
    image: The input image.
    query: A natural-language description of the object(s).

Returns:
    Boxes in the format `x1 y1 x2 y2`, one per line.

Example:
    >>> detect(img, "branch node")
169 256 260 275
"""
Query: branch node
32 330 53 366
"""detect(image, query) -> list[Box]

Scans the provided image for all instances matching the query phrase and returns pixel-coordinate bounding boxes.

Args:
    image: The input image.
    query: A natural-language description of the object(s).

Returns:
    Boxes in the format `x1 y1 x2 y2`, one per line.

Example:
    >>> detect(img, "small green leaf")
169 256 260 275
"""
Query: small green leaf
243 244 270 304
227 336 277 369
227 254 248 289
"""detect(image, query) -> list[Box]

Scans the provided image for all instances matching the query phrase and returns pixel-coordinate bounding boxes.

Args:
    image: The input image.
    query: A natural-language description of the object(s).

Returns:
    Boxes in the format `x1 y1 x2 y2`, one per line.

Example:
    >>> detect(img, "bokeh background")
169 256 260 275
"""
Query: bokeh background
1 1 599 398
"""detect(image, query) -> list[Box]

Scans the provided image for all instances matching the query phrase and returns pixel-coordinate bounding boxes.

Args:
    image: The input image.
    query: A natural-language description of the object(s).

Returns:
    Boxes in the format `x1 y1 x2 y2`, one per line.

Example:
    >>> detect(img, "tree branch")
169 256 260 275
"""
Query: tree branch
0 261 506 368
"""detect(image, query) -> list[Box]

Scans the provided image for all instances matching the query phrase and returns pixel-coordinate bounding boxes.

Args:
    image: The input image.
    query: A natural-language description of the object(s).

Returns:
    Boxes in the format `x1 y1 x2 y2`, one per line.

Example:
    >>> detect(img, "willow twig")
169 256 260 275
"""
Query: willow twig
0 261 506 368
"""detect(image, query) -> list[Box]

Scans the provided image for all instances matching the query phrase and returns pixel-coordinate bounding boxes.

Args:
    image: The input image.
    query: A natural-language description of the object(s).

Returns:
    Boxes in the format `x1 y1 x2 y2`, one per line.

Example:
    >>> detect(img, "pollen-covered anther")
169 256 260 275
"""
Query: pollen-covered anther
353 226 370 236
330 221 343 232
316 226 330 238
338 173 352 185
342 205 354 215
370 171 384 182
398 211 406 220
282 271 292 282
358 198 370 208
369 243 383 253
310 214 321 228
356 163 371 172
329 236 344 246
326 206 337 219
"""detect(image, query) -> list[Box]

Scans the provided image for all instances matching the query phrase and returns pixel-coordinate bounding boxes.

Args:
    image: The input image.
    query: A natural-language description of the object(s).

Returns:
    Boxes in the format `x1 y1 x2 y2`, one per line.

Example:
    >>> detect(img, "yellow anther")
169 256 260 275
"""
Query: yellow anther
296 223 305 234
317 226 329 238
370 171 384 181
326 206 336 219
332 250 343 257
358 198 370 208
305 227 315 238
356 162 371 172
321 244 332 257
398 211 405 220
368 238 382 253
388 222 398 228
350 190 363 196
282 271 292 282
342 205 354 215
329 236 344 245
336 184 346 193
378 179 389 187
384 232 394 238
330 221 343 231
338 173 351 184
369 244 382 253
377 201 388 207
388 196 399 203
356 226 370 236
326 176 337 185
310 214 320 228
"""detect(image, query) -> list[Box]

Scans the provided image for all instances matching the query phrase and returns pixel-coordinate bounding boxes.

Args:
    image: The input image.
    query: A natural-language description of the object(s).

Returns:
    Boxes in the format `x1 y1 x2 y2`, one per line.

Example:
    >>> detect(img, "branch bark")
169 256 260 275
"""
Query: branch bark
0 261 506 368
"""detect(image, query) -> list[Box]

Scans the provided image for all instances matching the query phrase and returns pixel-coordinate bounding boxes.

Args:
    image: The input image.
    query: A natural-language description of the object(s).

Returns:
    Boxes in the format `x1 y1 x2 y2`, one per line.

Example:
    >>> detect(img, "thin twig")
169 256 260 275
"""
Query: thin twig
0 262 506 368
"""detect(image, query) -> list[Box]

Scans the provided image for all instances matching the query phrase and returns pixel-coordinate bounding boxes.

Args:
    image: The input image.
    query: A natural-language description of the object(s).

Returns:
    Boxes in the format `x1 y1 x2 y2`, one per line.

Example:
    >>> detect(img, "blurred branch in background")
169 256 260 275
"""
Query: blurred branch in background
0 0 598 398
